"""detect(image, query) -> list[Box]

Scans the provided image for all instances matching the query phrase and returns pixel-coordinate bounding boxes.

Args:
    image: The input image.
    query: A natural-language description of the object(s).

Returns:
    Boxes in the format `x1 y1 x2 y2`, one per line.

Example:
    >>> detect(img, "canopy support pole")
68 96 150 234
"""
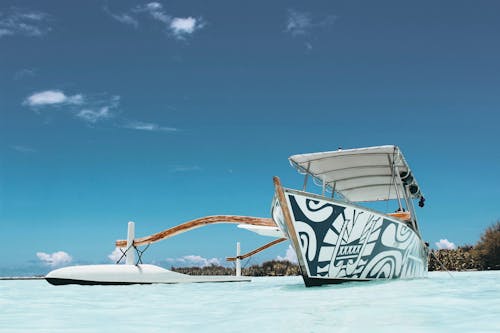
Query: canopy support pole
405 186 420 233
393 161 420 234
236 242 241 277
302 161 311 191
389 155 404 211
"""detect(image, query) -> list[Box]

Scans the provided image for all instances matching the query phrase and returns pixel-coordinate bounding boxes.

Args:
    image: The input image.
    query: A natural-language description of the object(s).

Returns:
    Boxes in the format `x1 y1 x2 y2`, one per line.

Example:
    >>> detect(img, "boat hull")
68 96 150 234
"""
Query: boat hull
45 264 251 285
272 189 428 287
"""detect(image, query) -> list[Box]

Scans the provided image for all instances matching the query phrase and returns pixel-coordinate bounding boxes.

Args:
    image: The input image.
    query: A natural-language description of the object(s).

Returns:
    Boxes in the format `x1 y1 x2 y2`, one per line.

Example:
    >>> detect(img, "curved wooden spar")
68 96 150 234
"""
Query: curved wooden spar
226 238 287 262
115 215 277 247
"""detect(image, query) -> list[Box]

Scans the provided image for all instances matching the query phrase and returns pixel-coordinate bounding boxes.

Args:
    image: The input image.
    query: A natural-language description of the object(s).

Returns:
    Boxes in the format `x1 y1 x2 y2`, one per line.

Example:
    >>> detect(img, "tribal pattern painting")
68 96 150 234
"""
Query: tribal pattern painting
273 191 427 283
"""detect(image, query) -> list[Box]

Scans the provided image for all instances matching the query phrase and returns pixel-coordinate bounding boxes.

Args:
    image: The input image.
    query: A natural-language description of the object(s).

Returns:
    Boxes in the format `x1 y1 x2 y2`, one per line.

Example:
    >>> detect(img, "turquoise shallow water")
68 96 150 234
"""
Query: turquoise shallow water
0 271 499 332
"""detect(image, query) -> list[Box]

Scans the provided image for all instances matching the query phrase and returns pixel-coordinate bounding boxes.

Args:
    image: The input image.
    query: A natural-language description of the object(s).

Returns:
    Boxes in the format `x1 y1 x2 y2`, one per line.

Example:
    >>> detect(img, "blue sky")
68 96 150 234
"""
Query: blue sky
1 0 499 274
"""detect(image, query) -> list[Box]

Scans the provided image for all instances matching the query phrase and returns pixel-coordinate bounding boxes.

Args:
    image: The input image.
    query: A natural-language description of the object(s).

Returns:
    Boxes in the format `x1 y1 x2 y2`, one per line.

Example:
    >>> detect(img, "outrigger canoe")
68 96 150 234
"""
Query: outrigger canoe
46 145 428 287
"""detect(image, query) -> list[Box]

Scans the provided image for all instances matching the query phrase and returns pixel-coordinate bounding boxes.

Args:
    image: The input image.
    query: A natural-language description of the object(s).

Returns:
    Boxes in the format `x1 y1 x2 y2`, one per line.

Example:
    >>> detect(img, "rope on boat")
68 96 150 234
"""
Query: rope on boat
430 250 454 279
115 243 151 265
231 256 253 273
115 243 134 264
135 243 151 265
242 257 252 270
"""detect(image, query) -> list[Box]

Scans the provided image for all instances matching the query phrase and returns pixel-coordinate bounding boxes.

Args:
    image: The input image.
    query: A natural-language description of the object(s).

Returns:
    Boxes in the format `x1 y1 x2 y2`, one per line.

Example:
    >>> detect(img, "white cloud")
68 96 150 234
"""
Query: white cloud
106 3 204 39
145 2 162 11
133 2 170 23
111 13 138 28
285 9 336 37
104 4 139 28
23 90 175 132
18 12 46 21
36 251 72 267
66 94 84 105
134 2 163 13
277 245 298 263
149 9 170 23
74 95 119 124
166 255 220 267
10 145 36 153
24 90 120 124
24 90 83 106
76 107 112 123
286 10 312 36
435 239 456 250
122 120 177 132
108 248 125 262
0 28 13 37
0 9 51 38
170 17 201 38
14 68 36 80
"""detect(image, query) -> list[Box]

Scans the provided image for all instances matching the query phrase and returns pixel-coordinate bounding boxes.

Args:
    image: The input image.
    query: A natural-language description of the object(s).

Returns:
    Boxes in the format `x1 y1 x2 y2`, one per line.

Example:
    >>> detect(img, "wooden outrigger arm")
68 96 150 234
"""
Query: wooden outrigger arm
115 215 277 247
226 238 287 262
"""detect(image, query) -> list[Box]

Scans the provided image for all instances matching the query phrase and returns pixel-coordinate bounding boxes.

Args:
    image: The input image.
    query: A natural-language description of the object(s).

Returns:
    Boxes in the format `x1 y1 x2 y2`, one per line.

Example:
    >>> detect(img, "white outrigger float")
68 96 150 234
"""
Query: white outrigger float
45 220 255 285
46 145 428 287
45 217 273 285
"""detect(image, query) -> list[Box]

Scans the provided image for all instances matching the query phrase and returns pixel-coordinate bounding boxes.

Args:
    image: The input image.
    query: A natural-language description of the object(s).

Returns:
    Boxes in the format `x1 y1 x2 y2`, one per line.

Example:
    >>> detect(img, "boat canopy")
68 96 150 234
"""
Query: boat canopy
289 145 423 202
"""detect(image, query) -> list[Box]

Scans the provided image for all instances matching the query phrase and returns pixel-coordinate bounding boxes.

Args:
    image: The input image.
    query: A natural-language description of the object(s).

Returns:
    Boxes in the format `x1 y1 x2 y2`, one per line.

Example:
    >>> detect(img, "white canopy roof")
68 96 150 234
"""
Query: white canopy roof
289 145 422 202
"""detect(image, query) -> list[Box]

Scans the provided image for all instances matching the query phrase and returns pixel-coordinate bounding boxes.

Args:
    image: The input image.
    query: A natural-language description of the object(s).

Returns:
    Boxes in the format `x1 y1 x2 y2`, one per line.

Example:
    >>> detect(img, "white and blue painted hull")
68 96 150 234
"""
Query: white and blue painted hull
272 189 428 287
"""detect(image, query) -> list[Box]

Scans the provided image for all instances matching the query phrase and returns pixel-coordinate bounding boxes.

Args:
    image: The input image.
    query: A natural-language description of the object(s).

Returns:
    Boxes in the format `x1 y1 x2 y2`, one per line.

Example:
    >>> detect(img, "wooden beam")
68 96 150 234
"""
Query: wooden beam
226 238 287 262
273 176 309 277
273 177 299 246
115 215 276 247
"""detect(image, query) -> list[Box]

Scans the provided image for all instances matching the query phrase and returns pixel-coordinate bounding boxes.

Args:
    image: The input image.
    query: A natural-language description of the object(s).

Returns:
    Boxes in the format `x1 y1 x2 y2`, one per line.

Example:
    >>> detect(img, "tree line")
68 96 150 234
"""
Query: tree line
171 259 301 276
429 221 499 271
172 221 499 275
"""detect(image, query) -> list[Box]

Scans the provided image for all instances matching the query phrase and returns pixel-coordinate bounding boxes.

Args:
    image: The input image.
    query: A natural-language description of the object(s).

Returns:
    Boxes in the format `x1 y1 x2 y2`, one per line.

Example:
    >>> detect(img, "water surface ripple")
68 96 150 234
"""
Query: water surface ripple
1 271 499 332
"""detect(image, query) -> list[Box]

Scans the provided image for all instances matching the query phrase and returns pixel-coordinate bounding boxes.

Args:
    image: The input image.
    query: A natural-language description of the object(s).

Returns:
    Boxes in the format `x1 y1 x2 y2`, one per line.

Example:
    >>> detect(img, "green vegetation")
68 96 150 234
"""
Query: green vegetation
428 246 482 271
173 221 500 275
243 260 300 276
474 221 500 270
172 260 300 276
426 220 499 271
171 265 234 276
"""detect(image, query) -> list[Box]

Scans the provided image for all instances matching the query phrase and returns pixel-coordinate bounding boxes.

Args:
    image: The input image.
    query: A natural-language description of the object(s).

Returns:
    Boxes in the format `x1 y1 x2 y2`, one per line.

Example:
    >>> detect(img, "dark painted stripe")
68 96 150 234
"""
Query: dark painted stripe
45 278 251 286
302 275 370 287
45 278 151 286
